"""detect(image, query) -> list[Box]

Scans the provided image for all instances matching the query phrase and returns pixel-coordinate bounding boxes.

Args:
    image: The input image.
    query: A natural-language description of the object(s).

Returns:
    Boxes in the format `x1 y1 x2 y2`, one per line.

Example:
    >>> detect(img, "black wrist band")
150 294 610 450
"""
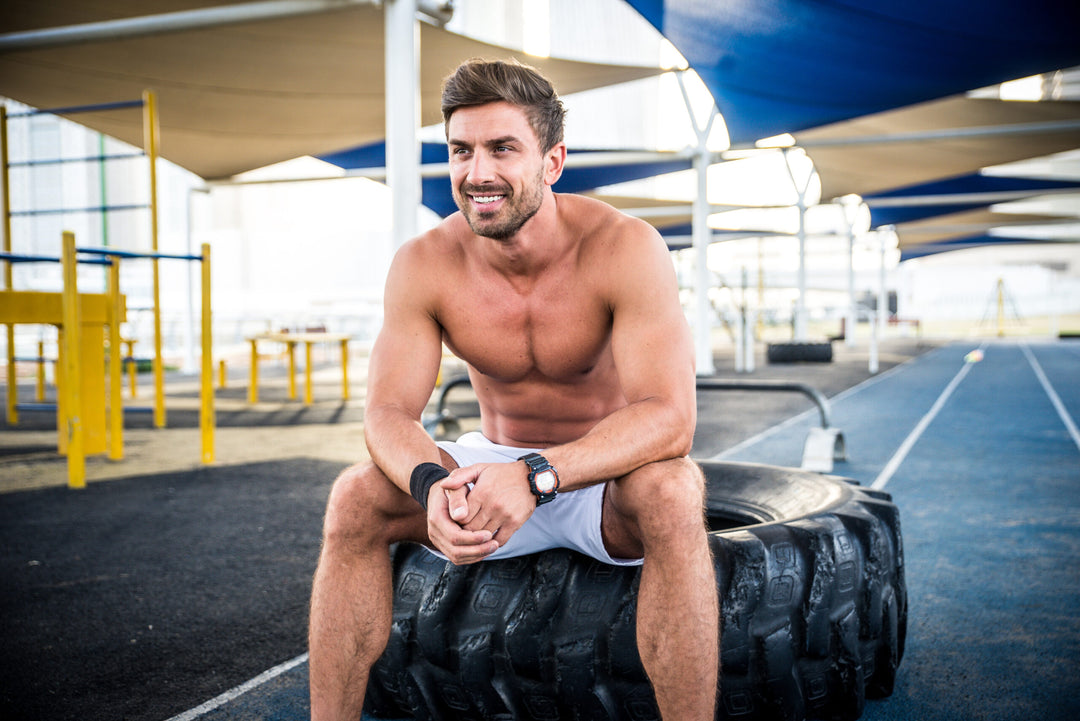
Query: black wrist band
410 463 450 510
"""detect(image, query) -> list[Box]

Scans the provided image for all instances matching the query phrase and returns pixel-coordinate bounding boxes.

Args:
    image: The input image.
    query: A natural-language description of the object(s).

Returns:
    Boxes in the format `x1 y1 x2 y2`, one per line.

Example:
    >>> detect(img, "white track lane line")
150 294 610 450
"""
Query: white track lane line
1020 342 1080 453
870 342 986 490
164 653 308 721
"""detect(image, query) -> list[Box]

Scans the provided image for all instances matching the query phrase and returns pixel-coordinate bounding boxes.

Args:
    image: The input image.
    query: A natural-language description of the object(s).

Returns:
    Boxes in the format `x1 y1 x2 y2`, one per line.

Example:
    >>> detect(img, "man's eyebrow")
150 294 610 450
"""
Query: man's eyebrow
447 135 523 148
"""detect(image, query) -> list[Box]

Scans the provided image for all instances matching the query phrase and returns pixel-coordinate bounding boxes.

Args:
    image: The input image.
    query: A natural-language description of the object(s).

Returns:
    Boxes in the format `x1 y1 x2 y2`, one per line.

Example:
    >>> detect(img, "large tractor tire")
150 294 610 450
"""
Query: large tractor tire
365 461 907 721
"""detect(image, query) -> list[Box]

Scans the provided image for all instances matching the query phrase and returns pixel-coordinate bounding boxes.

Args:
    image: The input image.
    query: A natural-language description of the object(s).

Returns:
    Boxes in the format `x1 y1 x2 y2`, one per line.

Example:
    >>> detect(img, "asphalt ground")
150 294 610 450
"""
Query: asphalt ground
6 337 1078 720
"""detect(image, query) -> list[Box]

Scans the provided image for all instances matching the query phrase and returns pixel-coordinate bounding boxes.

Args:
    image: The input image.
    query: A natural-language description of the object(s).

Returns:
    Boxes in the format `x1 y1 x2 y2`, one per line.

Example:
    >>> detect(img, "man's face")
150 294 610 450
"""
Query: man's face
446 102 557 240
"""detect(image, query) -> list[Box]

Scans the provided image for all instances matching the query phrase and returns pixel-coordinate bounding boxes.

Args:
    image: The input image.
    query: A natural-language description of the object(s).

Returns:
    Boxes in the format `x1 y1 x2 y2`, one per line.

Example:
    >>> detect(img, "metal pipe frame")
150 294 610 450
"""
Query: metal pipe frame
695 378 834 429
0 0 454 52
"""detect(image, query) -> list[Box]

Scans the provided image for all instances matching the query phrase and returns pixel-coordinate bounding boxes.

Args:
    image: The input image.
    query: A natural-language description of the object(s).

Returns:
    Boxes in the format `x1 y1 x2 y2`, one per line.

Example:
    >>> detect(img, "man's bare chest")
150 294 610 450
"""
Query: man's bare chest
438 282 612 384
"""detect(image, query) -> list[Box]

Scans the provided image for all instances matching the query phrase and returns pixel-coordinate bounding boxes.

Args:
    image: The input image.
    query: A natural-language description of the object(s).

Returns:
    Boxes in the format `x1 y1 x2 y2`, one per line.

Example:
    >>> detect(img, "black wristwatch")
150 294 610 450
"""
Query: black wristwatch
519 452 559 505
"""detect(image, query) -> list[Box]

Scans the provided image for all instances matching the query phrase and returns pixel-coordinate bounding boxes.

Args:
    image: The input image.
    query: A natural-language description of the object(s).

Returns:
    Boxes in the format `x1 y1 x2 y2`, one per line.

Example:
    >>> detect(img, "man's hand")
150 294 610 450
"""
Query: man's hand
425 477 499 565
441 462 537 548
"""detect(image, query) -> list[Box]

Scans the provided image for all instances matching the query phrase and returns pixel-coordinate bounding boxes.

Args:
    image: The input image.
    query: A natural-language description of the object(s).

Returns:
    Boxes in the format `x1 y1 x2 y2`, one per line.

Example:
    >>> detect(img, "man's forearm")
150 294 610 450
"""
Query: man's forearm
364 405 446 494
541 396 694 491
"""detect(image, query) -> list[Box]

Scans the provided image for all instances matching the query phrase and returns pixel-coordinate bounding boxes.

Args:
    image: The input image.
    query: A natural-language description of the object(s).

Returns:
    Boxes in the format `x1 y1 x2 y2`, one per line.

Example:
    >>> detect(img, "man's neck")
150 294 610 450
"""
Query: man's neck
479 192 568 277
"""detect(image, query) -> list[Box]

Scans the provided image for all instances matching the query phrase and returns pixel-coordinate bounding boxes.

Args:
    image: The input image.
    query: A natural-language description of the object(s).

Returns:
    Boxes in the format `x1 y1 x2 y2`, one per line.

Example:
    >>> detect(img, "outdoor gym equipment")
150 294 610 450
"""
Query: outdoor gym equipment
1 91 168 428
0 234 214 488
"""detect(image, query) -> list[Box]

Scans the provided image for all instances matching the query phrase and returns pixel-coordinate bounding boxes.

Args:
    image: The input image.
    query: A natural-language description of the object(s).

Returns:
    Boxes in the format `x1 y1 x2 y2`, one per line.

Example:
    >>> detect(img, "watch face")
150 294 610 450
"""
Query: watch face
534 469 557 494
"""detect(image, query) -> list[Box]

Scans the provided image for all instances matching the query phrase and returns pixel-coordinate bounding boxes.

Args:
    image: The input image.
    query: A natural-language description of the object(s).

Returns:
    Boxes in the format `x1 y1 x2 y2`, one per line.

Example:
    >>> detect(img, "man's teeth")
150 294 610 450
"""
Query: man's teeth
473 195 502 204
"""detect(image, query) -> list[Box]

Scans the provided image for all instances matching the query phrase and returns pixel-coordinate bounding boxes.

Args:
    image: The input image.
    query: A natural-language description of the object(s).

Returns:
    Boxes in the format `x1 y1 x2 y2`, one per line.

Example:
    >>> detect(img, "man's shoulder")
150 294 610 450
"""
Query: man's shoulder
558 194 666 255
398 215 469 263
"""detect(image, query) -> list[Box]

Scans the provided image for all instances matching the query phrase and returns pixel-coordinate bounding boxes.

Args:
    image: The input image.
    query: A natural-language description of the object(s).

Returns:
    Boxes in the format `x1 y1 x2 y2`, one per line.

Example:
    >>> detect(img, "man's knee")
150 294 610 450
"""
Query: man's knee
606 458 706 553
323 462 417 546
619 457 704 512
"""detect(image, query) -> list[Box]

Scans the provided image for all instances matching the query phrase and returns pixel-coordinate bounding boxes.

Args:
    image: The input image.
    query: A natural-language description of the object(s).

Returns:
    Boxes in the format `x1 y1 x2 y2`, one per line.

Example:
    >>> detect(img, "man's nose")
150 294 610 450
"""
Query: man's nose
466 153 495 184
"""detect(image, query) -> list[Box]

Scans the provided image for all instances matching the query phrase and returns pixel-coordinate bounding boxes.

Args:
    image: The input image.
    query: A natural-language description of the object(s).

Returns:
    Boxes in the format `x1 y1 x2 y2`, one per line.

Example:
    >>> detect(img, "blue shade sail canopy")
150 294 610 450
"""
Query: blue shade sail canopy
865 175 1080 229
625 0 1080 146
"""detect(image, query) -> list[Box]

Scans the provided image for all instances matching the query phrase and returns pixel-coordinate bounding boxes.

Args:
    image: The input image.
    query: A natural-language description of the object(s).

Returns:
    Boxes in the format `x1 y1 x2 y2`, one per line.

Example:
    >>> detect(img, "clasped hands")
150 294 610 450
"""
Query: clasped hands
425 462 535 565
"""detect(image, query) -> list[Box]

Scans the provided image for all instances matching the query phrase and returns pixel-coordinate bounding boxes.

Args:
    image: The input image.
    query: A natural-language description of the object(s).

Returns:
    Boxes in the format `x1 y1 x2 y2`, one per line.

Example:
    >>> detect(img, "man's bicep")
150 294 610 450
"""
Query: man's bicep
609 232 695 405
366 254 445 419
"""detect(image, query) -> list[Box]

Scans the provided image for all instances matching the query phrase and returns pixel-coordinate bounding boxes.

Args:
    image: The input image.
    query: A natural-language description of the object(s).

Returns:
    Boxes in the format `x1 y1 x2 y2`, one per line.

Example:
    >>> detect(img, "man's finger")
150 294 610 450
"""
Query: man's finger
444 484 471 523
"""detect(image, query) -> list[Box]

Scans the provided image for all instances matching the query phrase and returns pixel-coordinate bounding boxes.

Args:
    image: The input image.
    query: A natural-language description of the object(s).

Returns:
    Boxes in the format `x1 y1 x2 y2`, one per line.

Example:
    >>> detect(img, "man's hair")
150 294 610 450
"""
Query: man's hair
441 58 566 153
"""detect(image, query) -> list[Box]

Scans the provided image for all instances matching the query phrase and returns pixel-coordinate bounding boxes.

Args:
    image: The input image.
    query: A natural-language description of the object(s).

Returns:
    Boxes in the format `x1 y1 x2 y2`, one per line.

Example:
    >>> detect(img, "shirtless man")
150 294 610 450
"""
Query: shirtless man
309 58 719 720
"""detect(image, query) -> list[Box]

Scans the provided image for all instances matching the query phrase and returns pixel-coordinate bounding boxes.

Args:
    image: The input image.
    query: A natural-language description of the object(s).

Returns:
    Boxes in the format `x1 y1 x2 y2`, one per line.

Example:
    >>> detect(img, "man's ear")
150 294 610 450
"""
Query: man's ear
544 143 567 187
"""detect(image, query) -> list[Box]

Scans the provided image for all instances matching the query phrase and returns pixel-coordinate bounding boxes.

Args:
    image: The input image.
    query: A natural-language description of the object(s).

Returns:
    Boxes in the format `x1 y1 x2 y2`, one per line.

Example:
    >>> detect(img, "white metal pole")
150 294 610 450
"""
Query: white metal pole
878 228 890 342
676 72 718 376
795 193 808 341
385 0 420 249
693 143 715 375
782 149 810 342
837 198 859 348
846 229 857 347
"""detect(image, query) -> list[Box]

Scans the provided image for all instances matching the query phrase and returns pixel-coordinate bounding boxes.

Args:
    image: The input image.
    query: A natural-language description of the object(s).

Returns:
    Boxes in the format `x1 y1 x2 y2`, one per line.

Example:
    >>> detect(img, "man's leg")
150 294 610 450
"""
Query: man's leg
603 457 719 719
309 460 431 721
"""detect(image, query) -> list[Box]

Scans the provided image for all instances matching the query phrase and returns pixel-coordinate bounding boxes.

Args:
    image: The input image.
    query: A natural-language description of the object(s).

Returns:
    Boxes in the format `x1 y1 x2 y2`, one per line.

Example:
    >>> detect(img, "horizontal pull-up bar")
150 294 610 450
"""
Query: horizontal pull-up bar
6 99 145 118
10 203 149 217
76 247 204 262
9 152 145 167
0 251 112 266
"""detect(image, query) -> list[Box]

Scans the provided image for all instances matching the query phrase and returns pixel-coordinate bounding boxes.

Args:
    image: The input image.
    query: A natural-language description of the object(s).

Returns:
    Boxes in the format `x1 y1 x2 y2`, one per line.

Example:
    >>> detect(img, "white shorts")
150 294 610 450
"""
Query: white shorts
430 431 643 566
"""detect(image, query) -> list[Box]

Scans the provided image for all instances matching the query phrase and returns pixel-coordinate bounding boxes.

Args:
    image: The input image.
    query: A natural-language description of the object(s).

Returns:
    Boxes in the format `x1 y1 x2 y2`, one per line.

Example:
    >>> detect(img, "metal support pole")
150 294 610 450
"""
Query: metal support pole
108 258 123 460
143 90 166 428
846 230 857 347
385 0 421 249
304 340 314 405
782 150 812 342
878 229 890 344
795 195 808 341
36 340 46 401
693 143 715 374
60 232 85 488
248 339 259 404
340 338 350 401
837 198 860 349
2 106 16 425
0 0 389 52
200 243 214 464
676 72 719 375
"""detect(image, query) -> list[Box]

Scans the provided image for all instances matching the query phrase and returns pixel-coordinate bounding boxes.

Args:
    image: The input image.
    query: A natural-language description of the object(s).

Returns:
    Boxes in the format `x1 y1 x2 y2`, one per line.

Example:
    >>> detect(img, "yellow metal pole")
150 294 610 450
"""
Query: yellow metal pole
107 258 123 460
340 338 349 401
218 359 226 389
200 243 214 464
60 231 85 489
125 339 137 398
143 89 165 428
36 340 45 402
286 340 297 400
248 338 258 404
56 327 66 453
2 106 17 425
304 340 313 405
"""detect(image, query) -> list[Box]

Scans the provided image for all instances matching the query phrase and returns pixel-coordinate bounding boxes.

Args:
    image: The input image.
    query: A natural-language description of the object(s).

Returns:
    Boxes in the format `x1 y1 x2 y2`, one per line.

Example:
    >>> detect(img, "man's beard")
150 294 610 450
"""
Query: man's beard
455 168 545 240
